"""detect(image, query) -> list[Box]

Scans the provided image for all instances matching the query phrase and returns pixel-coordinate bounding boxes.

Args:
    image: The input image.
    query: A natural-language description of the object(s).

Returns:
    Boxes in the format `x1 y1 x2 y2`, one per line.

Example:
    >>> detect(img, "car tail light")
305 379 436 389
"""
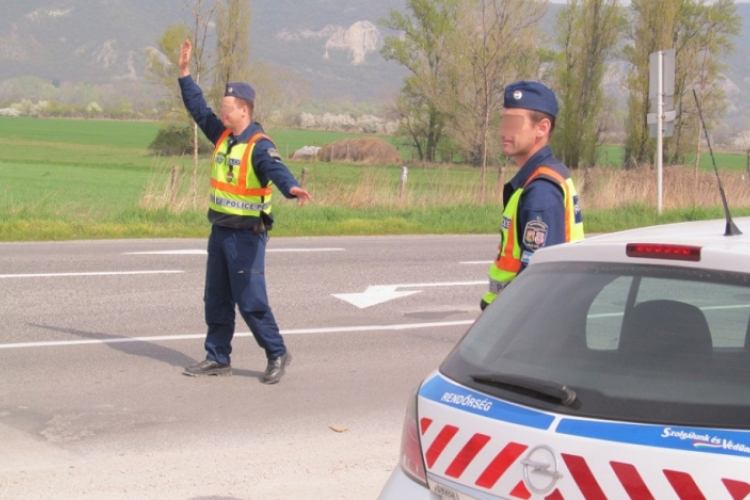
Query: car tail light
626 243 701 261
399 391 428 486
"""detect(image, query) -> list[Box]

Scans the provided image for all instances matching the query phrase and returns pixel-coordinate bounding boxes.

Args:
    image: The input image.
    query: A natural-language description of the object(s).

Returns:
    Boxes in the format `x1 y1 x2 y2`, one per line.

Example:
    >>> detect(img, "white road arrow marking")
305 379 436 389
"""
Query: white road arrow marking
333 280 485 309
333 286 422 309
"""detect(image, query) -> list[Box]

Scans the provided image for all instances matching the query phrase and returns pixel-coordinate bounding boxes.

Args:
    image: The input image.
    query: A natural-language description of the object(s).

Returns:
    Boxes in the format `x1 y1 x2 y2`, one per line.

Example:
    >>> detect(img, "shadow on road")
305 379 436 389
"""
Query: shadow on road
28 323 198 368
27 323 266 380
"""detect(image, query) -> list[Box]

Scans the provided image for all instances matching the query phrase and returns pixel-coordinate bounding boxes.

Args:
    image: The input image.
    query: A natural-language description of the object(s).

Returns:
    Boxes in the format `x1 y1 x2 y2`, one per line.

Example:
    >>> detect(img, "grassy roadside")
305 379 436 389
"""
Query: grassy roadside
2 116 750 242
4 203 750 242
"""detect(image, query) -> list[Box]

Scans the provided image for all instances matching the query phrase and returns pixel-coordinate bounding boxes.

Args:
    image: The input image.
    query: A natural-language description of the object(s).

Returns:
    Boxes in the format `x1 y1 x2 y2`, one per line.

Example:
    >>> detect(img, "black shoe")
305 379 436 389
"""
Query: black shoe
183 359 232 377
263 351 291 384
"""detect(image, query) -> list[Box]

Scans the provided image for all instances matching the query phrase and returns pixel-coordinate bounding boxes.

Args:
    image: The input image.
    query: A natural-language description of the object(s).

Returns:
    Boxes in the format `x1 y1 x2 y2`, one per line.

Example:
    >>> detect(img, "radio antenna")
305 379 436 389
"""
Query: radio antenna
692 89 742 236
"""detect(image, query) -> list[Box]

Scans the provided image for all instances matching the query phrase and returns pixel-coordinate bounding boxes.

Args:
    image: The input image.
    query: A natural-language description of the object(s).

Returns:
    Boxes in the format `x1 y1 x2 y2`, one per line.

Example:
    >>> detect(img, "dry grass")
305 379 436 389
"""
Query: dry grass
578 165 750 210
140 160 750 213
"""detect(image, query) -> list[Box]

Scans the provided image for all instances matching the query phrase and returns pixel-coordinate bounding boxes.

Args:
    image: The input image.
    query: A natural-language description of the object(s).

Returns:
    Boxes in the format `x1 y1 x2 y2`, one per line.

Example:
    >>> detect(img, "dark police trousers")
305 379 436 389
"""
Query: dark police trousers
204 224 286 365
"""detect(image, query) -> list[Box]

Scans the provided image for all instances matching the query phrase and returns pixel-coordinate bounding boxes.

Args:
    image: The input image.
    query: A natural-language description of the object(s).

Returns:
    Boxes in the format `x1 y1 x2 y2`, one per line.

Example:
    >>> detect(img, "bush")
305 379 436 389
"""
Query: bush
149 125 213 156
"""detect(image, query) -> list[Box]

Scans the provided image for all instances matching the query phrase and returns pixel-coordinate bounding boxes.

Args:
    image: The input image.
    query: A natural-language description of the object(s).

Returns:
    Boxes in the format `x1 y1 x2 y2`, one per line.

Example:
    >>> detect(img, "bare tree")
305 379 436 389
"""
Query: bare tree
211 0 252 107
441 0 548 197
185 0 217 206
247 61 311 130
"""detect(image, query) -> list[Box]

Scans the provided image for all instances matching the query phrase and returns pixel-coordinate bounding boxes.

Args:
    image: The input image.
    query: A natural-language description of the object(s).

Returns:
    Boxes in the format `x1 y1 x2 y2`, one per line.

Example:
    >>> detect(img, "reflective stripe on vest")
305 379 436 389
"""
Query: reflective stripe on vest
209 130 274 218
484 165 584 304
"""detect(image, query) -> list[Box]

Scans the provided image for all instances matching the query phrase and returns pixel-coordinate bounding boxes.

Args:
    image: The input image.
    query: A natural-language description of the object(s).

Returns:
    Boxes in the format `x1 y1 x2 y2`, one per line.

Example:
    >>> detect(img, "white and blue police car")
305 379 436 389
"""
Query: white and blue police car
379 217 750 500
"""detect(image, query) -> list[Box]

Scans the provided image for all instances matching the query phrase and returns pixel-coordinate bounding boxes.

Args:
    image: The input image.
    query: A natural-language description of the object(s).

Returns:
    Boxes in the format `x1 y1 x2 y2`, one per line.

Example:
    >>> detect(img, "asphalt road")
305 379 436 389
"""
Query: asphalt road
0 234 498 500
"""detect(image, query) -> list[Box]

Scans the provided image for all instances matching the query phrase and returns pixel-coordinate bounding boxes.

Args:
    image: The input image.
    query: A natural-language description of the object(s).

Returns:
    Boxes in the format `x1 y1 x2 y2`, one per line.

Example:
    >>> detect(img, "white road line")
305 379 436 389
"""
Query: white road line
0 270 184 279
0 320 475 350
124 248 345 255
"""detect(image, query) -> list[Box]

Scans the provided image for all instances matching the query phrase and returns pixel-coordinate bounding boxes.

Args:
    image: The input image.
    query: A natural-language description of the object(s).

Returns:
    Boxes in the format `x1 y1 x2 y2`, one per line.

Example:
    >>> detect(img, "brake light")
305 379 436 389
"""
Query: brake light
399 391 428 486
626 243 701 261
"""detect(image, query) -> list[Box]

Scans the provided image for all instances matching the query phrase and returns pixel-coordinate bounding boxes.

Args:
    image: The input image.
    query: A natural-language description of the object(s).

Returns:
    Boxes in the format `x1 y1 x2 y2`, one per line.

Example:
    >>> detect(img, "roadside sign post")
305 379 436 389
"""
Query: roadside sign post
648 49 676 215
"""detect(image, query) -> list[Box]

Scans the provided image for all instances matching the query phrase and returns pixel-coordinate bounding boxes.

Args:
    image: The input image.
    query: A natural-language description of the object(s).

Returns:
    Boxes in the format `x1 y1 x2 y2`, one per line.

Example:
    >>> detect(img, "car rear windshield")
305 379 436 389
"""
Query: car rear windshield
441 261 750 428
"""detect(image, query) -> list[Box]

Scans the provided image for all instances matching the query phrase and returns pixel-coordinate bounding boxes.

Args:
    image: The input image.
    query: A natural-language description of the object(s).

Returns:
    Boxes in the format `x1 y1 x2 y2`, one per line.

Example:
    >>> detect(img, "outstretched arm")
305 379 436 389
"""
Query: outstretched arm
177 38 226 144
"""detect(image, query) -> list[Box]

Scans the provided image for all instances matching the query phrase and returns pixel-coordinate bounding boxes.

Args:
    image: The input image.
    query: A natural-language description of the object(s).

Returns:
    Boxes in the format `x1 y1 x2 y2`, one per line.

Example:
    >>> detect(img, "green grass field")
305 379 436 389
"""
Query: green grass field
1 115 749 241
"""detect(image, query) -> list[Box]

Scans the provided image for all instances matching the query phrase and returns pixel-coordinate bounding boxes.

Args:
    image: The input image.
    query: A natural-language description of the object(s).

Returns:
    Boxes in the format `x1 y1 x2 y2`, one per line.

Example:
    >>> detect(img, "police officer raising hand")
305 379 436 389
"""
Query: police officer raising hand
177 38 310 383
481 81 584 311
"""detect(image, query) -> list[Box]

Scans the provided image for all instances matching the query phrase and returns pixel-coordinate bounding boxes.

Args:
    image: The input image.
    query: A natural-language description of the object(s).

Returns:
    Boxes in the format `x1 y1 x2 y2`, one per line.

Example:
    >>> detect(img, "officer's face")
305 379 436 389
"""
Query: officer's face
499 108 550 161
219 97 249 129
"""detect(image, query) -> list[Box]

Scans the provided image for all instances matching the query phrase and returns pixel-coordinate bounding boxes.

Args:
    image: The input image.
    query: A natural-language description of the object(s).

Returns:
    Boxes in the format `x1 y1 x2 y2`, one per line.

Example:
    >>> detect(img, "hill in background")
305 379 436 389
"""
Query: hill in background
1 0 749 141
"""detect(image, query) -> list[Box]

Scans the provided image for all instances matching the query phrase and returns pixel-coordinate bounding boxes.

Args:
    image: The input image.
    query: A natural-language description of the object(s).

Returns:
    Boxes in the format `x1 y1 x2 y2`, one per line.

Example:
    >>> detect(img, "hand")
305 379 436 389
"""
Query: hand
178 39 192 78
289 187 312 206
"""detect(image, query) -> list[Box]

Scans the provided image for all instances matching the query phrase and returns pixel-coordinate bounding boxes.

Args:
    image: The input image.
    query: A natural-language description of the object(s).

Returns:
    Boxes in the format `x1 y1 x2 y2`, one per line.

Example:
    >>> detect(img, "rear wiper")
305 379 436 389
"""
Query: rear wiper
471 372 578 406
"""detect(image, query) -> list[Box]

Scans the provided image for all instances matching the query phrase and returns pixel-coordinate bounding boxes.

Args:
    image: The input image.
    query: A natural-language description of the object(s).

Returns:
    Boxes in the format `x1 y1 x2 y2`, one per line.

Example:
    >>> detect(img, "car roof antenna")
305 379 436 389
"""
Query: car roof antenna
692 89 742 236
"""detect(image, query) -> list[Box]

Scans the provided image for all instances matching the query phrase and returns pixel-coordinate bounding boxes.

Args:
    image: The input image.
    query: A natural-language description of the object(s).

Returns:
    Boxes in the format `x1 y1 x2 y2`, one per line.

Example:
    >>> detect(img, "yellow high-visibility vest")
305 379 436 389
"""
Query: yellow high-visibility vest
484 165 584 305
209 130 274 218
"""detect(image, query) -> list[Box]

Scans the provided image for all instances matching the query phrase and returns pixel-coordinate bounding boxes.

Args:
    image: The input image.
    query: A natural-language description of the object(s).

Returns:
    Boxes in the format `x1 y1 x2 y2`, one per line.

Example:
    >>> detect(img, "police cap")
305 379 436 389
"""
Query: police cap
225 82 255 102
504 81 558 118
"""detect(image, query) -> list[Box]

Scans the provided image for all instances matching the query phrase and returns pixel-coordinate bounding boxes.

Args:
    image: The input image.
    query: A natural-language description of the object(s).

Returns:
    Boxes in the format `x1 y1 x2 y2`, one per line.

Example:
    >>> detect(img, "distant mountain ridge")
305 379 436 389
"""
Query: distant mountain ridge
1 0 749 126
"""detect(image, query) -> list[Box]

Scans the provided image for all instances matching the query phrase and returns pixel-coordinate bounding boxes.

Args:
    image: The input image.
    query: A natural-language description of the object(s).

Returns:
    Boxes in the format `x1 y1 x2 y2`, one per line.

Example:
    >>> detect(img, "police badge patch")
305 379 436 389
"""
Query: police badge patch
523 219 548 251
267 148 282 161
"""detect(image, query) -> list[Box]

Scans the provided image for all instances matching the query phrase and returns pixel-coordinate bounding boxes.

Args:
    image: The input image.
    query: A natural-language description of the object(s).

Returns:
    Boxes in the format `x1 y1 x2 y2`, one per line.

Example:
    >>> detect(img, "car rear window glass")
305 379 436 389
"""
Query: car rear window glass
441 262 750 428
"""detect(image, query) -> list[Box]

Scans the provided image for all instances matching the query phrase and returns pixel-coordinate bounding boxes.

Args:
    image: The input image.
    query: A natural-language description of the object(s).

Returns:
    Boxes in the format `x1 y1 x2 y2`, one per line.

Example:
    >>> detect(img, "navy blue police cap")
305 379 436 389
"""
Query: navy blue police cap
225 82 255 102
504 81 558 118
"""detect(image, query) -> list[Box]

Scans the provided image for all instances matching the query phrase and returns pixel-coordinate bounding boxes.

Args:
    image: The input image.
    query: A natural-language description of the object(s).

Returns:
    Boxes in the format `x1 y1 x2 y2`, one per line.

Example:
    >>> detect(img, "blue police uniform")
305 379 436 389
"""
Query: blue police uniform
482 81 584 310
179 75 300 369
506 145 567 273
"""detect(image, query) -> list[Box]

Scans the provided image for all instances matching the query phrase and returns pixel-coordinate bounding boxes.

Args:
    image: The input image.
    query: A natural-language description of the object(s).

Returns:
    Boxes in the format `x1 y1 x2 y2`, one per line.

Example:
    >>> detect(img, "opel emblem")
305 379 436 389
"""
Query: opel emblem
521 445 562 494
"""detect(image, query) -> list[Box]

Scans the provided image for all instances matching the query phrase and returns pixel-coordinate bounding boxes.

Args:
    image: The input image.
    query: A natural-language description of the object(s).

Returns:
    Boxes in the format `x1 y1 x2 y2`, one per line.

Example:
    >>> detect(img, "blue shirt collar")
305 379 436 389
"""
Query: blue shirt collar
228 122 263 144
509 145 556 190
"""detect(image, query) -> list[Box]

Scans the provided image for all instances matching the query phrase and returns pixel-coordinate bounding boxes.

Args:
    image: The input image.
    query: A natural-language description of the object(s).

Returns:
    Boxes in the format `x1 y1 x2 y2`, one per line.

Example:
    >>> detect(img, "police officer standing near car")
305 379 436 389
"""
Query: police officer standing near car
481 81 584 310
177 39 311 383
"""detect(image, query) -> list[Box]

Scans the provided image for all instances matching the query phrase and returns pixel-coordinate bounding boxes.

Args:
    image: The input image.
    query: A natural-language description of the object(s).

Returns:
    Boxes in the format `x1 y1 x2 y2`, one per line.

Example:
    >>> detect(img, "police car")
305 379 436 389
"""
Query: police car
379 217 750 500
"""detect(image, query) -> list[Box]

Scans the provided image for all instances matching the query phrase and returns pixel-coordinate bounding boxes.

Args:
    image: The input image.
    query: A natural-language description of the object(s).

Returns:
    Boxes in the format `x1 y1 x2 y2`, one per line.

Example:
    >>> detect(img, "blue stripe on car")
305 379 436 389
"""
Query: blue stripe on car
557 419 750 459
419 375 555 430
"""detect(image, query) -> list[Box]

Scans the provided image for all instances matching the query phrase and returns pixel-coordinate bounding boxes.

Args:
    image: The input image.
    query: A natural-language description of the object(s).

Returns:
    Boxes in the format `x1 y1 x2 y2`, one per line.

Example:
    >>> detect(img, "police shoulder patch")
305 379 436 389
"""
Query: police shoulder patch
523 219 548 251
267 148 282 160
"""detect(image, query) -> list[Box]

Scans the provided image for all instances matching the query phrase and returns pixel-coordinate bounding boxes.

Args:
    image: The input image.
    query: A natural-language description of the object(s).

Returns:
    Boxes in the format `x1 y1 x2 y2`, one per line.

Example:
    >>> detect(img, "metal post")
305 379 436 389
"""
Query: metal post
657 50 664 215
399 166 408 200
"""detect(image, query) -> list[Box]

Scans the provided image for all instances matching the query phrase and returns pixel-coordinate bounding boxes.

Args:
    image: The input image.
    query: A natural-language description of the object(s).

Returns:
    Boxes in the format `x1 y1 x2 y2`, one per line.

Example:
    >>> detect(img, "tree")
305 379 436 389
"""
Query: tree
386 85 443 162
185 0 218 206
380 0 461 162
440 0 548 195
622 0 739 169
211 0 252 107
670 0 740 168
552 0 624 169
145 23 191 122
622 0 682 168
247 61 311 129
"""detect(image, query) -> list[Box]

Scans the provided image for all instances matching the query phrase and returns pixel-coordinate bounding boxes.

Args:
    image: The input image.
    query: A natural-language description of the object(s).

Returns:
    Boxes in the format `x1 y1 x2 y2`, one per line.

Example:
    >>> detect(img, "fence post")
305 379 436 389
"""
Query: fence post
299 167 309 188
399 166 408 200
170 165 180 205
